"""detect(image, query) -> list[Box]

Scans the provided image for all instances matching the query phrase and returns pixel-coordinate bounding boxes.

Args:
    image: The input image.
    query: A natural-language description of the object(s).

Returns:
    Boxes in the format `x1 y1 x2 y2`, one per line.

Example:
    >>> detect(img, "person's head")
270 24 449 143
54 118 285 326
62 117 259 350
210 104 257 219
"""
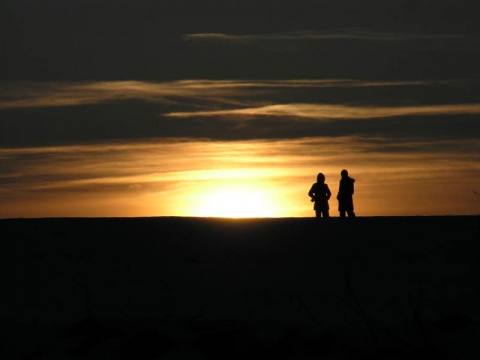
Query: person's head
317 173 325 183
341 169 348 178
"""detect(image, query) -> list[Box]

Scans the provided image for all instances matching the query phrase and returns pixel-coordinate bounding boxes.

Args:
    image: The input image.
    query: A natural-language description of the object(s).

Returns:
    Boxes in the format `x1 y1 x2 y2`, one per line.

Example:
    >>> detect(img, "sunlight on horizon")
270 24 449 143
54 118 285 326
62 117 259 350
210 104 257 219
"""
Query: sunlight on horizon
1 137 480 218
191 185 281 218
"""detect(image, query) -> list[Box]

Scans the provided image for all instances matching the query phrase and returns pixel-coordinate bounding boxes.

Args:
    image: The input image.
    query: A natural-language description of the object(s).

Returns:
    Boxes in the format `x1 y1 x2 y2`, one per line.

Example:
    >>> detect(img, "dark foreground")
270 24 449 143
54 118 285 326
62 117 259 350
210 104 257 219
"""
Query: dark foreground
1 216 479 359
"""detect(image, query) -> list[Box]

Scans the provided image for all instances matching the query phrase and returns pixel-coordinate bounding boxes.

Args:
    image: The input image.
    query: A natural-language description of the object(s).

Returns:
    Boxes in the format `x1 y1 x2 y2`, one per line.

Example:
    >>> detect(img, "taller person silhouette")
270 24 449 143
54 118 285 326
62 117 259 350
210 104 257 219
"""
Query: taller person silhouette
308 173 332 218
337 169 356 217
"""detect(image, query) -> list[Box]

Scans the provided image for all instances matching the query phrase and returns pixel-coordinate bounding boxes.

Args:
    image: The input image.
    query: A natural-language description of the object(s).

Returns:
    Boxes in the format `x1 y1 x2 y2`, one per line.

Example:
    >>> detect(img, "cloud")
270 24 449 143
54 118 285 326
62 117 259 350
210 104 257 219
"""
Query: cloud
1 136 477 191
183 30 472 43
0 81 216 109
2 136 480 217
2 79 478 147
0 79 460 109
165 103 480 120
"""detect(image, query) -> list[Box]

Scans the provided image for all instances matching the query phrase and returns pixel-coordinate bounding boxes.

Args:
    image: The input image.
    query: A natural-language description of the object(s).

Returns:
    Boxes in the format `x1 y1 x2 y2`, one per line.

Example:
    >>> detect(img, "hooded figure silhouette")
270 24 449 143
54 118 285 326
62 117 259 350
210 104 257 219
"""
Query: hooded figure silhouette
308 173 332 218
337 169 356 217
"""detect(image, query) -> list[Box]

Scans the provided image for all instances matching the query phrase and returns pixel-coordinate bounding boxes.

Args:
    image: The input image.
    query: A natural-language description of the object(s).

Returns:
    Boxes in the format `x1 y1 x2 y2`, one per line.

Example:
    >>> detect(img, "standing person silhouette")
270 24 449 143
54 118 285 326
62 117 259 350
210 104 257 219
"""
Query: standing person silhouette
308 173 332 218
337 169 356 217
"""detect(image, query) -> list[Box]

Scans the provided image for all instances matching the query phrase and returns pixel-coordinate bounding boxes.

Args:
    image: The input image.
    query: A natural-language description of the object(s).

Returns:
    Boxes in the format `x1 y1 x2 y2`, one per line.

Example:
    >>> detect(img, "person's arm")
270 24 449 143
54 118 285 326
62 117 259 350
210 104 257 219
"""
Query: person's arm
326 185 331 200
308 184 316 200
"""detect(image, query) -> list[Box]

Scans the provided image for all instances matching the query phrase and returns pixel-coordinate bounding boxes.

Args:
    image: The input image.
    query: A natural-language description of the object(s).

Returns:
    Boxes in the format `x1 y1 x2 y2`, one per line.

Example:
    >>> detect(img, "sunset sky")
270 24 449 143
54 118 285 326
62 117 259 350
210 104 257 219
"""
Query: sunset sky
1 0 480 218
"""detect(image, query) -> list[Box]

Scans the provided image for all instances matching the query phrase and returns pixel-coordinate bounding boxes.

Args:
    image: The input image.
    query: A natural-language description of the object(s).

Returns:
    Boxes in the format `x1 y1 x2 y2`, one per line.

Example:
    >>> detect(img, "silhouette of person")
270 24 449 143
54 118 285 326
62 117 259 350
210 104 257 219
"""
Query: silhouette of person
308 173 332 218
337 169 356 217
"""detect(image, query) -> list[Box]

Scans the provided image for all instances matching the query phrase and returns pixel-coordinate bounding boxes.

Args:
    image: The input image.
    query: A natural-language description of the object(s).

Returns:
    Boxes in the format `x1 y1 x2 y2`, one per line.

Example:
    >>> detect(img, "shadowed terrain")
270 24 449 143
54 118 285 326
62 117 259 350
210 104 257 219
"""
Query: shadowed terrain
1 216 479 359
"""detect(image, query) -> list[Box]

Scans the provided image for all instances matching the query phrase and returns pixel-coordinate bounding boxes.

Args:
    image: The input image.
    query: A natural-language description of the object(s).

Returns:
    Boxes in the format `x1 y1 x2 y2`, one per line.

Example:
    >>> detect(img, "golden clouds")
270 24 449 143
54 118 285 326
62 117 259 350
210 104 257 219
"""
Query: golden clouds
0 79 458 109
166 103 480 120
2 80 478 124
1 137 480 218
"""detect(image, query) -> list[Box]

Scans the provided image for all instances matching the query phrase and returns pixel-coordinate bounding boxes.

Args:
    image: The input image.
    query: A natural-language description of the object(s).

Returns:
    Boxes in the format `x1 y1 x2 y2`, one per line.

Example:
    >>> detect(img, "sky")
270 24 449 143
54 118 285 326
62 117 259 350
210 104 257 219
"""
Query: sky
1 0 480 218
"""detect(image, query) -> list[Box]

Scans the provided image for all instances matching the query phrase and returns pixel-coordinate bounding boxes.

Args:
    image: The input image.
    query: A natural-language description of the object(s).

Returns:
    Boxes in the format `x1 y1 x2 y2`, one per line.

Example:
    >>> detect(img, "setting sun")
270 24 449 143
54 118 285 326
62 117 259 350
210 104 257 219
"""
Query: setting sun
192 185 279 218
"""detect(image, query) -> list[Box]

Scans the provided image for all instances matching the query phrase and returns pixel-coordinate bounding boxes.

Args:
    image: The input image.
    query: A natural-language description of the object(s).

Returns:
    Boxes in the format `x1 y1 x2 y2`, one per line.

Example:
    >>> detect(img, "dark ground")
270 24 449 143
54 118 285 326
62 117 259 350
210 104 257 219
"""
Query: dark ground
0 216 479 359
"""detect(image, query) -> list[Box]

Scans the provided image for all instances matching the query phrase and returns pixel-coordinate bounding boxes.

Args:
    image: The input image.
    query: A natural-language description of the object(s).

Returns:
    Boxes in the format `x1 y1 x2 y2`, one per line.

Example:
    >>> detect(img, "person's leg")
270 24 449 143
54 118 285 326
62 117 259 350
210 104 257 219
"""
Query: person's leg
340 211 346 217
323 210 330 218
315 210 321 218
347 211 356 217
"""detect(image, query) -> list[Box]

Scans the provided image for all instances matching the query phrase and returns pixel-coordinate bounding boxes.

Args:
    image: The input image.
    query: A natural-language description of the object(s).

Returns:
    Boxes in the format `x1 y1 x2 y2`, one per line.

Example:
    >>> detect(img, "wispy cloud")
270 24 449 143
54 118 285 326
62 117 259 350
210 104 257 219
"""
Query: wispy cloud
0 81 227 109
183 30 472 43
2 137 478 193
166 103 480 120
2 79 478 147
2 137 480 217
0 79 462 109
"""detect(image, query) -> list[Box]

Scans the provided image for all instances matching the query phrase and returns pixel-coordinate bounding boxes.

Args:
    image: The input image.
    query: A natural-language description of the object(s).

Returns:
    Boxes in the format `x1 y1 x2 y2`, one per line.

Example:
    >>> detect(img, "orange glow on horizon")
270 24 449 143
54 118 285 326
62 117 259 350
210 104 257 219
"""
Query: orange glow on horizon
1 137 480 218
191 184 281 218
